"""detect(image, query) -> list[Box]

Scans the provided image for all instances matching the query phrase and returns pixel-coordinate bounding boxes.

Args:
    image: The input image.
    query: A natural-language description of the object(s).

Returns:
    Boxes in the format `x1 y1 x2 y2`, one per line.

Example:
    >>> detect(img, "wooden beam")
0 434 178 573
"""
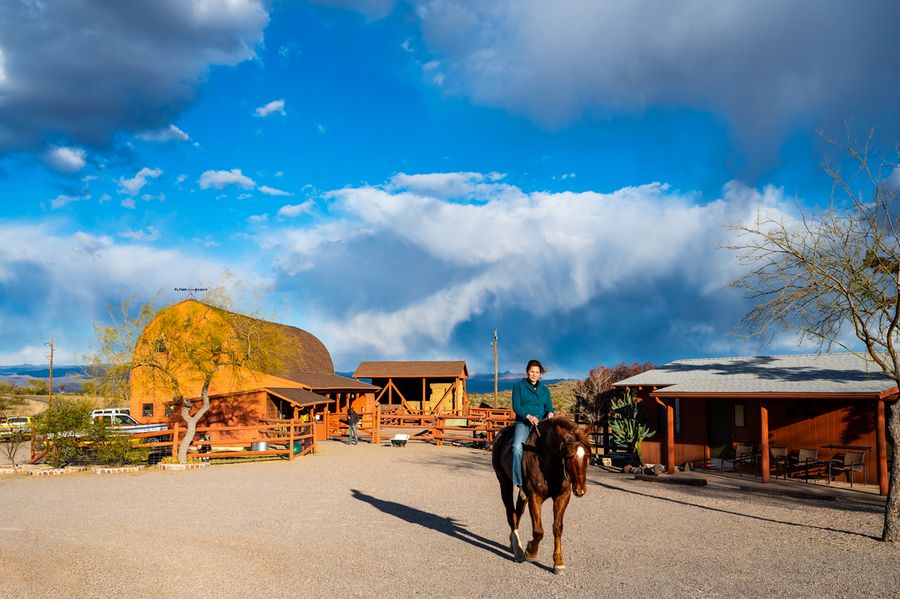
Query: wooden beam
666 400 675 474
429 382 455 415
760 404 770 484
877 399 888 496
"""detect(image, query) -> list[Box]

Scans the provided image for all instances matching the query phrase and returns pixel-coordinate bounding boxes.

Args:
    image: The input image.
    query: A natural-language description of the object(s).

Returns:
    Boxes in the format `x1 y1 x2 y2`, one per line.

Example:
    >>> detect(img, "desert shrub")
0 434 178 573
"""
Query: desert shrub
34 400 93 468
88 421 149 465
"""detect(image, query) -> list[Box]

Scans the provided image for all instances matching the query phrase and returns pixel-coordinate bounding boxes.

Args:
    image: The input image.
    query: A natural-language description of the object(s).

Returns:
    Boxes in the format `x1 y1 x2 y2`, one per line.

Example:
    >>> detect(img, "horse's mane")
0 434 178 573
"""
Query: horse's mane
536 416 590 448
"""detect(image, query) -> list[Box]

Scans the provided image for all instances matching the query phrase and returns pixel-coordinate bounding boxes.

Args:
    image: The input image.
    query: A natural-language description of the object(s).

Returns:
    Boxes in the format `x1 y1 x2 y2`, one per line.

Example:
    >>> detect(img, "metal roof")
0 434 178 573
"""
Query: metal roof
614 353 897 397
289 372 380 392
353 361 468 379
266 387 331 406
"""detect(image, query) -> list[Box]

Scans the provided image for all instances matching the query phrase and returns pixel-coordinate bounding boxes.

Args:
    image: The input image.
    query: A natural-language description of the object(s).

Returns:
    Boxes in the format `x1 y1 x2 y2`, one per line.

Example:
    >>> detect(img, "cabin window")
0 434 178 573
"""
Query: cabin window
734 404 745 428
153 338 167 353
164 404 174 417
142 403 154 418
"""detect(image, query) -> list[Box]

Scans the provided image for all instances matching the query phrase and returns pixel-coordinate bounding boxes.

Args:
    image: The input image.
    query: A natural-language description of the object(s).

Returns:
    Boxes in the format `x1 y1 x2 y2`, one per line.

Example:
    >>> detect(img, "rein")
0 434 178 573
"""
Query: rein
533 422 572 484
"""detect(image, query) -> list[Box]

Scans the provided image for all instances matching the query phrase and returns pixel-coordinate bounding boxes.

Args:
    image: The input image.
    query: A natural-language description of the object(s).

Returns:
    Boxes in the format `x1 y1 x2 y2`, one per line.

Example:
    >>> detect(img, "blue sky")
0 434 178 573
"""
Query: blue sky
1 1 898 377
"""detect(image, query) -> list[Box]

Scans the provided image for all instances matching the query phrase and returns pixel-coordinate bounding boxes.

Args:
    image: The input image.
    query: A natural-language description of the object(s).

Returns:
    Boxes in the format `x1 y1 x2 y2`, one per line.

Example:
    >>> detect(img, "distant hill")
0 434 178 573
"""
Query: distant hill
468 379 579 416
0 364 90 393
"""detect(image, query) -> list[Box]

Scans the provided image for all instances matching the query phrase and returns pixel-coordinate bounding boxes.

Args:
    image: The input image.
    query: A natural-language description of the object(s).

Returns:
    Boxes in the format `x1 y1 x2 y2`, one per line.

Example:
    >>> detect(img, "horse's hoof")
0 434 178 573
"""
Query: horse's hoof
509 532 526 563
553 565 566 575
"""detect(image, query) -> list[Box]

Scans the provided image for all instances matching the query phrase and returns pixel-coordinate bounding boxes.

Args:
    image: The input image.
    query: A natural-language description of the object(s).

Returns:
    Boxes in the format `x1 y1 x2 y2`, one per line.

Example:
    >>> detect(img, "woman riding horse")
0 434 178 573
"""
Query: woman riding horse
492 414 591 574
510 359 555 500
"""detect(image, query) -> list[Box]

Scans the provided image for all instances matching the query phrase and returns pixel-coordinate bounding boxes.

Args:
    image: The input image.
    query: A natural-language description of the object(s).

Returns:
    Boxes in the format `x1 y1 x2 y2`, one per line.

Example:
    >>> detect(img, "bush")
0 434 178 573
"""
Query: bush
88 421 149 466
609 390 655 464
34 400 93 468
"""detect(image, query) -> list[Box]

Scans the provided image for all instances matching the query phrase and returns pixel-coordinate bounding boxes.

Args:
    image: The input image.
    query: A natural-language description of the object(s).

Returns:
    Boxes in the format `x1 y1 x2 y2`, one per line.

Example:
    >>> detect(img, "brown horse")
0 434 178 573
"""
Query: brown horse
491 416 590 574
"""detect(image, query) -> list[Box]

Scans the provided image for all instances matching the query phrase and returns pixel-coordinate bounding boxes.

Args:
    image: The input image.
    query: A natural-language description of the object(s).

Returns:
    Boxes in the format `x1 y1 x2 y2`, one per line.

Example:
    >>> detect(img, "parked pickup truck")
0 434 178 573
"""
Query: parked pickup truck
90 410 168 435
0 416 33 438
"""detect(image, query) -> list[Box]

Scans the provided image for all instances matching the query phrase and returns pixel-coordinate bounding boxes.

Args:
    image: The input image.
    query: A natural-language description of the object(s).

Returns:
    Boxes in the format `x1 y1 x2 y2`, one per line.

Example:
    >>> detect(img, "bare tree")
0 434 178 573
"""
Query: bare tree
95 289 285 463
729 129 899 542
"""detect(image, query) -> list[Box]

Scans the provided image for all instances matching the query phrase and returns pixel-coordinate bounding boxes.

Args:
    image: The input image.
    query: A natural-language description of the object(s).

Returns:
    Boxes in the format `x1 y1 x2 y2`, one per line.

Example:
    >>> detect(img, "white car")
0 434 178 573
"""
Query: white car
90 410 167 435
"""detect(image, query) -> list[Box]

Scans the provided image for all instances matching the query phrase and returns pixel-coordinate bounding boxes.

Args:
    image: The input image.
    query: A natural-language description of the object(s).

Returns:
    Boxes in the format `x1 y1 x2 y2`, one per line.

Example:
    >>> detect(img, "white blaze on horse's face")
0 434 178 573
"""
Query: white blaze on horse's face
565 442 589 497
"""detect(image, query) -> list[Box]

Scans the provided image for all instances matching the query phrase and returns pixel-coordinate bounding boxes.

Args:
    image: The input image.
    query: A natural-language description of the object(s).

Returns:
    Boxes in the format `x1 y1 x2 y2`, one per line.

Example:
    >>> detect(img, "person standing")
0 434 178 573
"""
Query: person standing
511 359 555 500
347 405 361 445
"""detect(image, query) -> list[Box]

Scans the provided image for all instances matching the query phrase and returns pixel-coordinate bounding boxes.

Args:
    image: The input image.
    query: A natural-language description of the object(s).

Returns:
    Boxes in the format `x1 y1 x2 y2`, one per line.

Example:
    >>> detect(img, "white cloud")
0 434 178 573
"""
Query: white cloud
248 214 269 223
121 198 136 209
50 194 83 209
316 123 326 134
118 167 163 196
119 227 161 242
388 171 508 199
277 201 314 218
176 174 187 184
254 99 286 117
0 46 7 85
274 171 284 177
259 185 292 196
44 146 86 173
0 221 267 364
136 124 191 142
199 168 255 189
409 1 900 150
265 172 795 367
0 1 269 152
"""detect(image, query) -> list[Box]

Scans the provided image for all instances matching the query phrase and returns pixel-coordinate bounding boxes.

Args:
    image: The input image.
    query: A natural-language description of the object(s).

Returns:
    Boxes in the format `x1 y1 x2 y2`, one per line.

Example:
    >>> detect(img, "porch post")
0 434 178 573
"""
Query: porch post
760 404 770 484
666 399 675 474
877 399 888 496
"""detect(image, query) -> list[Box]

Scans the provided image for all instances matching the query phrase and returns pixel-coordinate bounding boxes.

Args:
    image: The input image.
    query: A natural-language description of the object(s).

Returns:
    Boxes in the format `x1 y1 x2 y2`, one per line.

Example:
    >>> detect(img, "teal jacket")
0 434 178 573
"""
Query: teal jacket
511 379 554 424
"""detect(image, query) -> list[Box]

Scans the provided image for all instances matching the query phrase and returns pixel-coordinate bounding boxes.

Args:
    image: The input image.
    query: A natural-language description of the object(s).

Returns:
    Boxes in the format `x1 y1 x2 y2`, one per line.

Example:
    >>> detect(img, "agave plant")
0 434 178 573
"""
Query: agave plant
608 390 655 464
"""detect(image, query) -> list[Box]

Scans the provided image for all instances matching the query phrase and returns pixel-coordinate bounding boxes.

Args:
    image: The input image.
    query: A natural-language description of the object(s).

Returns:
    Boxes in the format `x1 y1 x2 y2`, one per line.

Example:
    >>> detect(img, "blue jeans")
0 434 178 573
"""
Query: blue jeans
511 421 531 487
349 423 358 444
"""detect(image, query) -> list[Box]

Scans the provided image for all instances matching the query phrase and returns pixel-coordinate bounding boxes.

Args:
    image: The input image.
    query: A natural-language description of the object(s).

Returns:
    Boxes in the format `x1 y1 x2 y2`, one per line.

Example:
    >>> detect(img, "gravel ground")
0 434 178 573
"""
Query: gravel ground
1 440 898 599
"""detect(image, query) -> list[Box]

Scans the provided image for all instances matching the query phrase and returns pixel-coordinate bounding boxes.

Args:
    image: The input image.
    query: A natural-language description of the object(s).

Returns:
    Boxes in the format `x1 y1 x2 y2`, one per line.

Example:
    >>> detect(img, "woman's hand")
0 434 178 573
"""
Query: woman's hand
545 412 555 420
527 414 539 426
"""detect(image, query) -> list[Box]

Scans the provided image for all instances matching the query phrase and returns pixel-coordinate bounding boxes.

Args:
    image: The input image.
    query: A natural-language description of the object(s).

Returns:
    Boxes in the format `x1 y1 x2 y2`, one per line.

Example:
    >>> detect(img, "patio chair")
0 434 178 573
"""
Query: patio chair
788 448 823 482
827 451 866 487
722 443 756 476
768 446 789 480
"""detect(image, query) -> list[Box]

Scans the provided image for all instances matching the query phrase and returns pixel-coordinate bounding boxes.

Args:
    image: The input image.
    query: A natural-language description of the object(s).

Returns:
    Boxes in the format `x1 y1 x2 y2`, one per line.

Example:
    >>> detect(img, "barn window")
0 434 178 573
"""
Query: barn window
734 404 745 428
142 403 154 418
164 404 174 417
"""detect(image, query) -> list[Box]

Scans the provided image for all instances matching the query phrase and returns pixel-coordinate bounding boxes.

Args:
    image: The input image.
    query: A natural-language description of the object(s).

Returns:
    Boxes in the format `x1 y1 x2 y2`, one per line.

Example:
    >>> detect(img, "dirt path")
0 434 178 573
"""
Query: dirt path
1 440 898 598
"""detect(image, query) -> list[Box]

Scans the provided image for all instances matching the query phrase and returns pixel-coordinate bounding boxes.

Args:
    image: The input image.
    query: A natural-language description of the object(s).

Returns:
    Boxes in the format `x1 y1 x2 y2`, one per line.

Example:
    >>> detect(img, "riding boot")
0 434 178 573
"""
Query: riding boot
516 485 526 502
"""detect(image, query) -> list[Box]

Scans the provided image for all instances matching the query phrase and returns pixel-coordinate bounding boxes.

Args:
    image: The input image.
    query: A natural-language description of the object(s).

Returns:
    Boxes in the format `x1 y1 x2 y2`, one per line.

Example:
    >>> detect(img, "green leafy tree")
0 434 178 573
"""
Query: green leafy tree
608 390 655 464
729 129 900 542
96 287 285 463
34 399 93 468
88 420 149 466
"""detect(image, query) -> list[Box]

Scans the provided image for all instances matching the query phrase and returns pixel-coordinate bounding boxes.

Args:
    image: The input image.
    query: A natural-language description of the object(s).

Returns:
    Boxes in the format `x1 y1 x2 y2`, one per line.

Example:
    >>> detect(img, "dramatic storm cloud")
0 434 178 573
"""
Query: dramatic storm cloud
406 1 900 150
0 0 268 152
264 174 797 374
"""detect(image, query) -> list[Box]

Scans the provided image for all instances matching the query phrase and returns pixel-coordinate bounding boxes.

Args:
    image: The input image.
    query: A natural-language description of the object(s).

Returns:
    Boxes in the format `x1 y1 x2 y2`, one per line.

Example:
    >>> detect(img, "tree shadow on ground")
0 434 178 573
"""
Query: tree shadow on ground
350 489 513 560
591 479 881 541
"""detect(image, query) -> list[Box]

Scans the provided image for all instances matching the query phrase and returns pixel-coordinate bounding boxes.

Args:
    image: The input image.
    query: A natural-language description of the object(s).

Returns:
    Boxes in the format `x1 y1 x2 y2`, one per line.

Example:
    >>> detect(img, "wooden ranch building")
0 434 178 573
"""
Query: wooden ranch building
130 299 378 441
352 361 469 414
615 353 898 495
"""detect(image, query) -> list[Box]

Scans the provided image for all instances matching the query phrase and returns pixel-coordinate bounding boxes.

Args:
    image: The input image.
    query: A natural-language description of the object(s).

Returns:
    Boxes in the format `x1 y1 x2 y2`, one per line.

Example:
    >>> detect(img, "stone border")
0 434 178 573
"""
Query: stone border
0 466 19 475
28 466 88 476
91 465 146 475
156 462 210 471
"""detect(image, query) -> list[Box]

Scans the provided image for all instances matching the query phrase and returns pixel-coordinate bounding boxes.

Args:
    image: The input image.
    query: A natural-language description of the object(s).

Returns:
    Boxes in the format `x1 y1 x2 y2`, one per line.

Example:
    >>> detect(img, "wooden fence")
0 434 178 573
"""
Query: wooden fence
133 419 316 461
326 405 515 447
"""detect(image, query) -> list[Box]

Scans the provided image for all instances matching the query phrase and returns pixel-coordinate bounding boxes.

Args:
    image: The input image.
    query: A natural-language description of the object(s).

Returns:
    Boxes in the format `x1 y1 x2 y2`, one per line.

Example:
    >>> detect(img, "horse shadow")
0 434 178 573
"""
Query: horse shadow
350 489 515 561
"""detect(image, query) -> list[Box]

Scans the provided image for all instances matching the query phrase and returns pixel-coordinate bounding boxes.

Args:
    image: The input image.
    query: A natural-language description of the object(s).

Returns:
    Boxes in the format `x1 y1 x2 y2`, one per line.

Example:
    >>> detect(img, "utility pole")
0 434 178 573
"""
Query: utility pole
492 329 498 405
48 337 54 404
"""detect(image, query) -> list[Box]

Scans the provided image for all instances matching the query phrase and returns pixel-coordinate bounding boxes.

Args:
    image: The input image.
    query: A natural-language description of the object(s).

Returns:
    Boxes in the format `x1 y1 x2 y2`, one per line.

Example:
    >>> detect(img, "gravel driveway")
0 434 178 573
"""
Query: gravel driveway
1 440 898 599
